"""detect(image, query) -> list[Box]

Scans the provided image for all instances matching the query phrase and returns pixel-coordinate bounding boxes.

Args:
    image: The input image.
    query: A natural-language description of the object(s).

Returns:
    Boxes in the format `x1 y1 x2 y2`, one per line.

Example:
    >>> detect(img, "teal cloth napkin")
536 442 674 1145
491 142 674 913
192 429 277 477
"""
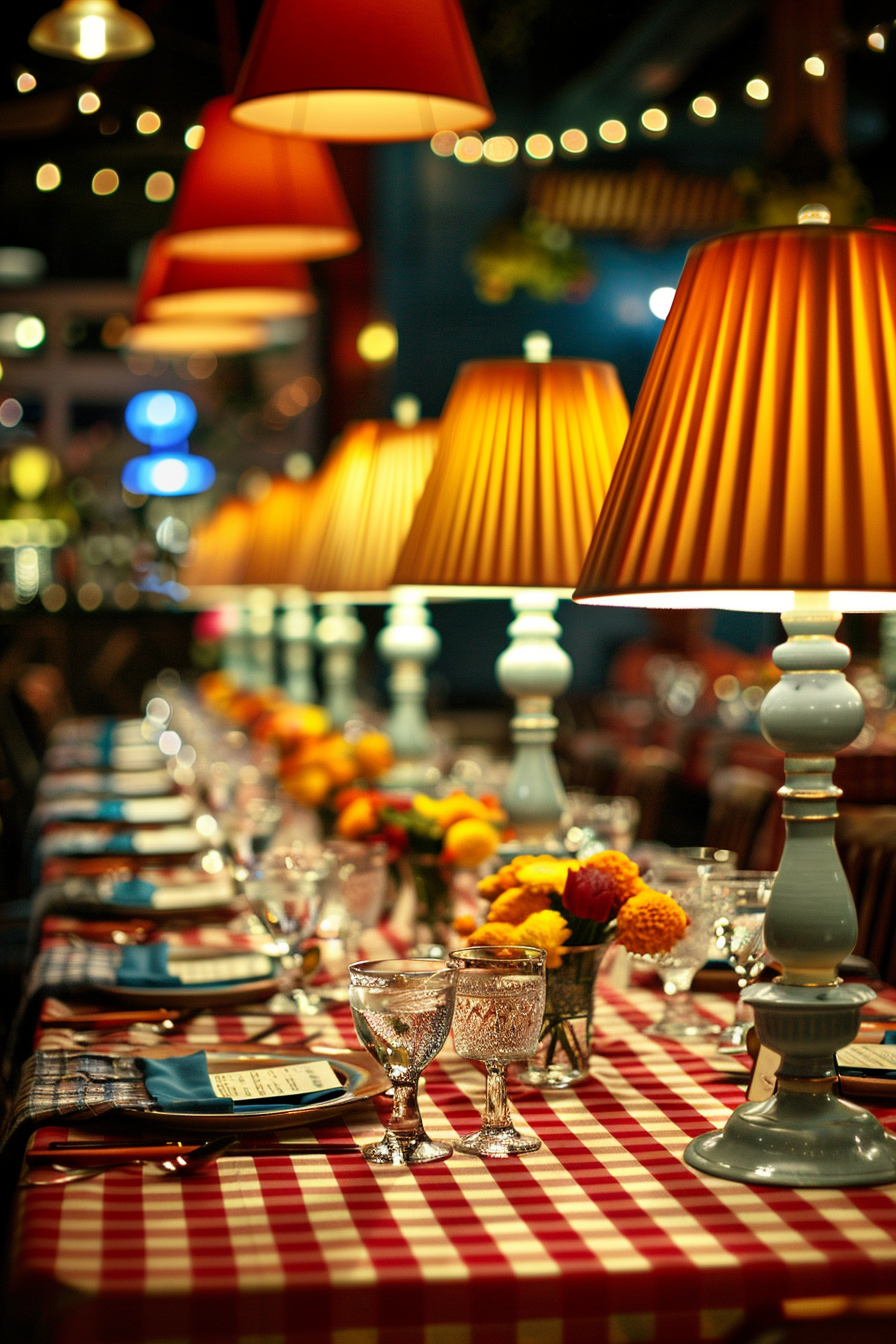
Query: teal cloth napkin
117 944 181 988
110 877 155 906
137 1051 346 1113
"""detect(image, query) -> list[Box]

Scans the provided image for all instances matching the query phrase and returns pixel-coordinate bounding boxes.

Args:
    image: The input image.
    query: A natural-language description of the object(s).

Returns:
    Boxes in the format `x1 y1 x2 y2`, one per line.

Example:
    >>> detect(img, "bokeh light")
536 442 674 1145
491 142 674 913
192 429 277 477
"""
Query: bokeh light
15 316 45 349
136 110 161 134
483 135 518 164
0 398 23 427
640 108 668 135
454 134 483 163
17 72 37 93
92 168 119 195
690 95 718 120
868 28 887 52
184 124 205 150
357 321 398 364
649 287 676 319
524 133 554 160
36 163 62 191
745 77 770 102
804 55 825 78
598 119 627 145
430 130 458 157
145 171 175 202
559 128 588 154
78 90 101 114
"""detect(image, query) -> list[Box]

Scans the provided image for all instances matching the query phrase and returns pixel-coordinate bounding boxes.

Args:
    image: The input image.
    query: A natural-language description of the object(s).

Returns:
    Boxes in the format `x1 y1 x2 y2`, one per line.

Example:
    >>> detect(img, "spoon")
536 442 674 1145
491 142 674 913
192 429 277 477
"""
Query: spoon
21 1134 238 1187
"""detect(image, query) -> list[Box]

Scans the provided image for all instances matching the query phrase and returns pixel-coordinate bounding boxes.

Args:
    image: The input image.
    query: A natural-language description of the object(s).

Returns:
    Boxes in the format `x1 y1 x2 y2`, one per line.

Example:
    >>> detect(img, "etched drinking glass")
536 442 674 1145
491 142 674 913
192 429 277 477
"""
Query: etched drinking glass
246 846 330 1013
349 958 457 1165
641 872 734 1039
447 946 547 1157
707 871 775 1048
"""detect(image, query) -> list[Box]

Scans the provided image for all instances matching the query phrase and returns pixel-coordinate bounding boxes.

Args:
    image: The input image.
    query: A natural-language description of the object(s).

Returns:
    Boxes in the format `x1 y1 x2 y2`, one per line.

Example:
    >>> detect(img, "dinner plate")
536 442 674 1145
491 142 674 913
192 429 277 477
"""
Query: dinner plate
838 1073 896 1099
95 949 284 1009
119 1049 388 1133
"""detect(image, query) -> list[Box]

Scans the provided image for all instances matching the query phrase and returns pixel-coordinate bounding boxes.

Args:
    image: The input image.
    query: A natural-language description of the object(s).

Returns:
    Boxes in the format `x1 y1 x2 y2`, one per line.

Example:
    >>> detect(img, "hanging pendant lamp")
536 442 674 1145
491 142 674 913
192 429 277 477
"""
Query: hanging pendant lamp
136 233 317 322
123 319 268 356
167 97 359 262
231 0 493 142
29 1 153 62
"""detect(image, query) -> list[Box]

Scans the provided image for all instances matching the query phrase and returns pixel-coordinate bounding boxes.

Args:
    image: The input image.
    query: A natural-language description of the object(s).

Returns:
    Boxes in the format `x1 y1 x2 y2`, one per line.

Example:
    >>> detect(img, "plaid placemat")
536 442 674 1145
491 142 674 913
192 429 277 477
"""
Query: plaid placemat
1 1050 153 1151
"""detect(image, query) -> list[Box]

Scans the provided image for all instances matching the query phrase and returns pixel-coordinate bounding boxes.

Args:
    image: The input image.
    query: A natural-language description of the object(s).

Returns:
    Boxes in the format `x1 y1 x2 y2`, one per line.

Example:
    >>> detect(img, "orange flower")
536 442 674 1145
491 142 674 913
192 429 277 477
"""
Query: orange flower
466 921 521 947
487 886 551 924
514 857 574 895
436 792 493 828
514 910 571 968
478 863 519 897
615 889 688 956
354 732 394 779
336 795 382 839
580 850 643 907
442 818 500 868
453 914 477 936
281 765 333 808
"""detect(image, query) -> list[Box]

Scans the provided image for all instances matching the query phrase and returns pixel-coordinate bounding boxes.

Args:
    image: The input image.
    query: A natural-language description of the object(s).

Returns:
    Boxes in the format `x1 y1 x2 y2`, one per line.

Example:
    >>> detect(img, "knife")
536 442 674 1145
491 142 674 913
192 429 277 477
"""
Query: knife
31 1141 361 1166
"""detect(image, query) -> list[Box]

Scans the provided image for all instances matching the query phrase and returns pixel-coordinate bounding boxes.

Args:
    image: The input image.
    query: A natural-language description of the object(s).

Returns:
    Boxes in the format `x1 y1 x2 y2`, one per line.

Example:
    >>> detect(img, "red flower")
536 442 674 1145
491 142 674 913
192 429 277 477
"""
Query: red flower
562 865 619 924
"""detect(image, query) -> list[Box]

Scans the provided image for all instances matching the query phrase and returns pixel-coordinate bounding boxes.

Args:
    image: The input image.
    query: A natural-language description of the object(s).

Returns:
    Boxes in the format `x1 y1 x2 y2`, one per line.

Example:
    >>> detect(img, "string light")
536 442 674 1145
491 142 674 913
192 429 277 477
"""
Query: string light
136 110 161 134
745 77 770 102
16 72 37 93
92 168 119 195
640 108 668 135
454 134 483 163
430 130 458 157
559 128 588 154
690 95 718 121
36 163 62 191
598 119 627 145
524 133 554 161
868 27 887 52
357 321 398 363
145 171 174 202
483 135 518 164
78 90 100 114
184 124 204 150
649 287 676 320
804 55 825 78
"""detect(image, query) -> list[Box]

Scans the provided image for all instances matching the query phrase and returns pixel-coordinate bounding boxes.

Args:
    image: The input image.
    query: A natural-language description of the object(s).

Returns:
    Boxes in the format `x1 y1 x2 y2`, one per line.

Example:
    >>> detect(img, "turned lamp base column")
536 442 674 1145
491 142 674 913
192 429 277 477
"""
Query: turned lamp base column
314 600 366 730
684 598 896 1187
376 588 441 784
496 592 571 842
279 587 317 704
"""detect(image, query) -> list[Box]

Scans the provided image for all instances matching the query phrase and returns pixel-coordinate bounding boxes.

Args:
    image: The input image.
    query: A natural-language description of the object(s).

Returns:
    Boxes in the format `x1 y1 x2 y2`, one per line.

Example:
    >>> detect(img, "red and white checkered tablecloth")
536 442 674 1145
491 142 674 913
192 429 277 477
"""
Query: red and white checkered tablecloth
9 985 896 1344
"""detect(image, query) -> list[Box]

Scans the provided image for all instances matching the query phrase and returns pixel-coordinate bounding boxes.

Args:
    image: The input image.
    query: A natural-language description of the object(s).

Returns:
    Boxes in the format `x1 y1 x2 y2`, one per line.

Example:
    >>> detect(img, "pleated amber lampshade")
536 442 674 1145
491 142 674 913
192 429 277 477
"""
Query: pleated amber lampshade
304 418 439 597
240 477 321 586
392 359 630 593
182 497 254 589
232 0 493 142
167 97 359 262
574 224 896 612
136 233 316 322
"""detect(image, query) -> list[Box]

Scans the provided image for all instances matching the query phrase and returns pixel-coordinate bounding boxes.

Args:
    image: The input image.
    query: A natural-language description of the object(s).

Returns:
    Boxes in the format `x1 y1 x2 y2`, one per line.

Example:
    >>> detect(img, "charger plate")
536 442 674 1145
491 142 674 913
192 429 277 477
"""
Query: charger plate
838 1073 896 1099
120 1049 387 1133
97 949 283 1010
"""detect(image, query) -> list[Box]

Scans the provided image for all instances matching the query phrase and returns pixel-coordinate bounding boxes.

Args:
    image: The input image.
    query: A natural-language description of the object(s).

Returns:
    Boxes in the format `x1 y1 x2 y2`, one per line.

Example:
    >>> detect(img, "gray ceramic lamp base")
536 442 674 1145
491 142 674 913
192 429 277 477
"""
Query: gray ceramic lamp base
685 1091 896 1187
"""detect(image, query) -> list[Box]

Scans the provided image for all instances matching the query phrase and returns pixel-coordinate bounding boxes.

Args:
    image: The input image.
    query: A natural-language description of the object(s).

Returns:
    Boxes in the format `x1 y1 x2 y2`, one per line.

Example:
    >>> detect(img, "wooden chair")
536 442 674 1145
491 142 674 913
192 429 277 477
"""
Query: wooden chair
836 806 896 985
704 765 779 869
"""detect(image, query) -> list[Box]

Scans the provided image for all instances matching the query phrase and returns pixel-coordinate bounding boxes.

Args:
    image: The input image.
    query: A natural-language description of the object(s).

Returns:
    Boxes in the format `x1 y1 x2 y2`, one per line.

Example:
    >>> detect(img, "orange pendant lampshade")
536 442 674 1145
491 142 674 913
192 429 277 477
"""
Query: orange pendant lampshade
136 233 316 322
574 224 896 612
240 477 320 586
232 0 493 142
167 97 359 262
304 418 439 596
393 357 630 593
182 497 254 589
123 319 268 355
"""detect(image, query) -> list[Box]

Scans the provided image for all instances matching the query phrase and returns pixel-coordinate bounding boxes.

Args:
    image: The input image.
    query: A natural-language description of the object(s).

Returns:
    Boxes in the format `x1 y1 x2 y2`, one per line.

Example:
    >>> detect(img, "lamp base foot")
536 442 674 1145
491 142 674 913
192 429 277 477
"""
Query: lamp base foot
684 1091 896 1187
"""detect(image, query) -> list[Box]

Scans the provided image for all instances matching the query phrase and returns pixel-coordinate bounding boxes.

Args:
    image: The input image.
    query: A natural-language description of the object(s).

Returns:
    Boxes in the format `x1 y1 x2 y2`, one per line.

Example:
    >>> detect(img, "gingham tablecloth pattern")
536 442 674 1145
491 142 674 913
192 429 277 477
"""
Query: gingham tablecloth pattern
9 985 896 1344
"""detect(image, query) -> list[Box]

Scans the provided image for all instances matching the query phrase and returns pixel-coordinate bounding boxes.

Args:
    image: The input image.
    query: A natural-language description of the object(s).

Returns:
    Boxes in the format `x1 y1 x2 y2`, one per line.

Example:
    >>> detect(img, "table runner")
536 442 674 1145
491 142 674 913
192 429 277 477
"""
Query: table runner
8 985 896 1344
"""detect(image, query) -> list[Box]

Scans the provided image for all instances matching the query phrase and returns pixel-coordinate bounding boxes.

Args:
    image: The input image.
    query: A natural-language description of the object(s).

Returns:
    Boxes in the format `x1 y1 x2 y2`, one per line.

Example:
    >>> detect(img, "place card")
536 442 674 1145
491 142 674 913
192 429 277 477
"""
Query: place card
836 1043 896 1073
209 1059 342 1104
171 953 273 984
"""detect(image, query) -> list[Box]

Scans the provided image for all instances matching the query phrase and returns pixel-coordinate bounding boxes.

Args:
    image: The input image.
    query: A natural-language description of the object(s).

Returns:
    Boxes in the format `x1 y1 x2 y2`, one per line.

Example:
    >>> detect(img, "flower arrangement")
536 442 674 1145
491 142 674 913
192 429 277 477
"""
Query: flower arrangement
335 789 509 941
466 850 687 965
463 850 689 1086
196 672 395 806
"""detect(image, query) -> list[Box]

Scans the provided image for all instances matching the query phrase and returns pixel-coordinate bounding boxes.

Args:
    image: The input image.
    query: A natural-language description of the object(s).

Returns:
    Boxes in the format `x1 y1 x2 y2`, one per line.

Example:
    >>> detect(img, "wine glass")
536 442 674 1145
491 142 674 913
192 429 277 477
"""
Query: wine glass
447 946 546 1157
641 872 734 1039
245 846 330 1013
349 958 457 1165
707 871 775 1048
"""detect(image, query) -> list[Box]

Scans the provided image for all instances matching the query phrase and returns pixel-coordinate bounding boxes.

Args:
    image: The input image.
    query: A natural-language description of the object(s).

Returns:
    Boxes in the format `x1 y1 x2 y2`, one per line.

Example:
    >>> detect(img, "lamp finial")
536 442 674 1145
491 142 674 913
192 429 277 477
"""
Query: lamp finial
523 330 552 362
797 202 832 225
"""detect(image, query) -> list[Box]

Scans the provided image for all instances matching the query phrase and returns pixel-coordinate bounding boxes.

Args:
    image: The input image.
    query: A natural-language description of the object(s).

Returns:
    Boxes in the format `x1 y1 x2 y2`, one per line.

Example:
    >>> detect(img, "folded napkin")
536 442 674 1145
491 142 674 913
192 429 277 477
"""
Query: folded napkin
117 944 182 988
136 1051 345 1114
110 877 155 906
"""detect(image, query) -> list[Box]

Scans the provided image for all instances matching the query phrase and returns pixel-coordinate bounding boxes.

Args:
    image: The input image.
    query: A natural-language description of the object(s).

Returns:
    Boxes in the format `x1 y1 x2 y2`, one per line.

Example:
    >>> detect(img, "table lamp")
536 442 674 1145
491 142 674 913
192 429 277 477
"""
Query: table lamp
574 209 896 1187
304 403 440 739
393 336 630 837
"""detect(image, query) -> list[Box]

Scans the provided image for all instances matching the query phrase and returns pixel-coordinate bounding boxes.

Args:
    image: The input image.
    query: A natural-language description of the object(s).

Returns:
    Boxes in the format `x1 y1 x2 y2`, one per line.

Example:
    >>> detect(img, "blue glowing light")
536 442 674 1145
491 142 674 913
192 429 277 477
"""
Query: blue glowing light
125 390 197 448
122 450 215 497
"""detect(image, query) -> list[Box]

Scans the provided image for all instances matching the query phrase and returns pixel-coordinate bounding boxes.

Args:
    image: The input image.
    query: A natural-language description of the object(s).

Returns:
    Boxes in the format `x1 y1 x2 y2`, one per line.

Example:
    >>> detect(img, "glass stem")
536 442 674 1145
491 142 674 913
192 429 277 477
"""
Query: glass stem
482 1062 511 1130
386 1078 424 1139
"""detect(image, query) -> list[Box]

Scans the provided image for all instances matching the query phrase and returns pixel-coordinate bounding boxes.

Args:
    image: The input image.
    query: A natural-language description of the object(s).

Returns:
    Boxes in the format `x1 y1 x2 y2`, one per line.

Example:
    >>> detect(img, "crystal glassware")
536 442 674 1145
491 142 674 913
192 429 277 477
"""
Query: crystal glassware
349 958 457 1165
245 846 330 1013
562 792 641 858
447 946 546 1156
707 870 776 1048
640 871 734 1039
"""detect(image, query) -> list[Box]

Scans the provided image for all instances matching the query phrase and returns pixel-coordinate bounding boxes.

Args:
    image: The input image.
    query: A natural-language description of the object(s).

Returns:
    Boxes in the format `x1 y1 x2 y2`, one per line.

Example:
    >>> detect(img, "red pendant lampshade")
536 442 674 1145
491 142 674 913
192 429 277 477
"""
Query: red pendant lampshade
231 0 493 142
136 233 316 322
167 97 360 262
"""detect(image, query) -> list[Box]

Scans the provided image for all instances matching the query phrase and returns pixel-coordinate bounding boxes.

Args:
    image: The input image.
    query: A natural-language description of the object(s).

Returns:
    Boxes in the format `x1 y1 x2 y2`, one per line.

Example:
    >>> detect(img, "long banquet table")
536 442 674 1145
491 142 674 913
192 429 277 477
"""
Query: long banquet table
7 982 896 1344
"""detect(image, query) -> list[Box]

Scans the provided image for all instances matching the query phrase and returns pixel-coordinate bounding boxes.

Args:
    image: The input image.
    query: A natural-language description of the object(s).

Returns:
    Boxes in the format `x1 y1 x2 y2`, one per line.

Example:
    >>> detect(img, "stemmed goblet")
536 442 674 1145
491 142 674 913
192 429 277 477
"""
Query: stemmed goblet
245 846 330 1013
349 958 457 1165
641 870 733 1039
447 946 546 1157
707 871 775 1048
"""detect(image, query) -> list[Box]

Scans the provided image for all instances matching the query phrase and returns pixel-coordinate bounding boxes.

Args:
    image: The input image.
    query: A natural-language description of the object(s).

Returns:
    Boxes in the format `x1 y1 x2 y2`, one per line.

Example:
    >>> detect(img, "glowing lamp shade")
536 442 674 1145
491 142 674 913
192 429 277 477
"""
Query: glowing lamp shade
181 496 254 587
123 319 268 355
125 390 196 448
305 418 439 596
574 225 896 612
166 97 359 262
393 359 630 593
232 0 493 142
122 451 215 497
29 1 154 62
137 233 316 322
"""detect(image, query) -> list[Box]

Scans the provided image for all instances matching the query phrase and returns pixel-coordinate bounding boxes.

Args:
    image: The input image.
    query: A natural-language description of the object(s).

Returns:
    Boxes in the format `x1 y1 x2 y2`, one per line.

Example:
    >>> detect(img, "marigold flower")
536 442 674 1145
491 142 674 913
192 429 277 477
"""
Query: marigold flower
488 886 551 924
615 889 688 956
354 732 394 779
466 921 521 947
336 795 381 839
281 765 332 808
514 857 574 895
478 863 521 897
581 850 642 906
436 792 493 828
412 794 442 819
514 909 572 968
453 914 478 936
442 817 500 868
